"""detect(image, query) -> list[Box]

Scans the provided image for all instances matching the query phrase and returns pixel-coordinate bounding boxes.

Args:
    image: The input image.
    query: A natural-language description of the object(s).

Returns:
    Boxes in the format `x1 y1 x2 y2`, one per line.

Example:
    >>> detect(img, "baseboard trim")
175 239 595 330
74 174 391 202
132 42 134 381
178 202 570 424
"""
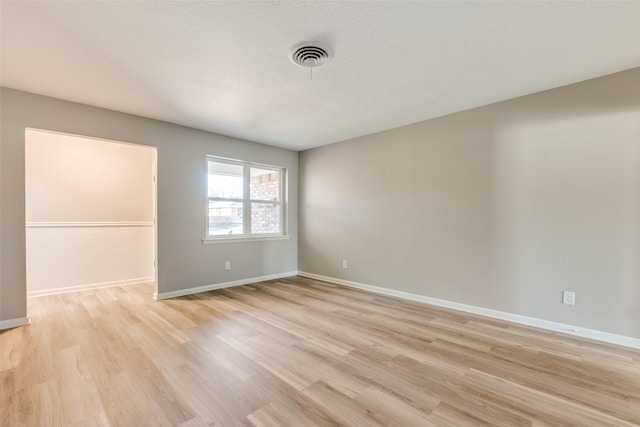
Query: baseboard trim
297 271 640 350
0 317 31 331
154 271 299 300
28 277 155 297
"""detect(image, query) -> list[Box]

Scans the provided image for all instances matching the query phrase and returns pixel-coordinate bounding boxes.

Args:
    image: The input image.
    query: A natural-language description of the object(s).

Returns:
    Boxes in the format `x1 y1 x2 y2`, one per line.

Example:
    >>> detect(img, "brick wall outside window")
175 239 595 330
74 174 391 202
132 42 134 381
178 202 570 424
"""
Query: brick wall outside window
251 172 280 233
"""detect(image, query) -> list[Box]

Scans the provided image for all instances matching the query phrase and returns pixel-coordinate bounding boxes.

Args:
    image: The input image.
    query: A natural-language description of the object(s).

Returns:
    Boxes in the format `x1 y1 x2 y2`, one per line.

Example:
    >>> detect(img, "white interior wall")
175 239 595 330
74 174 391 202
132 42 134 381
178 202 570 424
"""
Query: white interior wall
25 129 156 295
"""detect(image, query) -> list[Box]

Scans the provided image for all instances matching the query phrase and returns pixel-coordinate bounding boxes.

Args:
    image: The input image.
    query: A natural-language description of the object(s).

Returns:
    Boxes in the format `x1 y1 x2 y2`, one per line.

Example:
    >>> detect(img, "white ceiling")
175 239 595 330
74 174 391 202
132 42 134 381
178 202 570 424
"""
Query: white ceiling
2 1 639 151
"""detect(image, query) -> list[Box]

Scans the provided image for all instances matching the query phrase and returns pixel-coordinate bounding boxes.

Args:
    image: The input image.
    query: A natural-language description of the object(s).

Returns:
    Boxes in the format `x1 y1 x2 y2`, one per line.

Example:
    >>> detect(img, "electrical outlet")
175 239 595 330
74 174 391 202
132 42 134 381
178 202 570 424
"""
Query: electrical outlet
562 291 575 305
225 261 231 270
342 260 348 269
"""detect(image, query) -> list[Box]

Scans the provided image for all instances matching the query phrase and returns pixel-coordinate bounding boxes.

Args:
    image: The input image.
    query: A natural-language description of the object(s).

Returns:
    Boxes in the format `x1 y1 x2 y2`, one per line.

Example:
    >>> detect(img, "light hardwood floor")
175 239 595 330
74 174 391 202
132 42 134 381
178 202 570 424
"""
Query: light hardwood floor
1 276 639 426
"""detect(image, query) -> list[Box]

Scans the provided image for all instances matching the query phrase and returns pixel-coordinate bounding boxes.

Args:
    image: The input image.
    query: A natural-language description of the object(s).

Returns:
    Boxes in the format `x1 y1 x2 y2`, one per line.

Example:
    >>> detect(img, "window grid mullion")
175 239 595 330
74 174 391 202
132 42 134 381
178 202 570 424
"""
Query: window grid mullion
249 199 281 204
208 197 244 203
244 165 250 235
280 168 286 235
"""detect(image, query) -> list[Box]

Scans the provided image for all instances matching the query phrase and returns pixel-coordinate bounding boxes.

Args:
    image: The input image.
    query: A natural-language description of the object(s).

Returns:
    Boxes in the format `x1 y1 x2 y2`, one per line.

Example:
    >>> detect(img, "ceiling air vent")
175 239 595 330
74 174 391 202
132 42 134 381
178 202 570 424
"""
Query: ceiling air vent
290 42 333 68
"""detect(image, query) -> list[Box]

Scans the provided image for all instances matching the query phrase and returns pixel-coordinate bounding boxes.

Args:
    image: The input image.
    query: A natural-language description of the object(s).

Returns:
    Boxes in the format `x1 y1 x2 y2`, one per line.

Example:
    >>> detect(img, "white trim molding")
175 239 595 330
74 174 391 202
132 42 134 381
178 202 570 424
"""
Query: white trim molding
154 271 298 300
297 271 640 351
202 235 291 244
26 221 154 228
28 277 155 297
0 317 31 331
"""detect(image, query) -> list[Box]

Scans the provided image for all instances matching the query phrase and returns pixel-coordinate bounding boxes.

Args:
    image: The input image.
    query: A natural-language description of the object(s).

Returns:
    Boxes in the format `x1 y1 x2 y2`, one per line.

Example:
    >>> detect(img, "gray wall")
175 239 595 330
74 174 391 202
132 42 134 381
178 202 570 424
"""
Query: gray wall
299 68 640 338
1 88 298 322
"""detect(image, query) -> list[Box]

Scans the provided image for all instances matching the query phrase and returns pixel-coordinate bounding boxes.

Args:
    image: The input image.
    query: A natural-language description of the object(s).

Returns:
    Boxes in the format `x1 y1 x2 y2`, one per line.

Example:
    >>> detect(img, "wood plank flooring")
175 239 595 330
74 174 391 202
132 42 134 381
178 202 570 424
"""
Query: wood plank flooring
1 276 639 426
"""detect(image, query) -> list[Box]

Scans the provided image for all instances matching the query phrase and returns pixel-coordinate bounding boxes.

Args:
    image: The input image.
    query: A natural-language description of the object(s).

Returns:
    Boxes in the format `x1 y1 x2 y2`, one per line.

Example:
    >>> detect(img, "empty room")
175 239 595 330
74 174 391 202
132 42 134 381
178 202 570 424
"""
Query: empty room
1 1 639 426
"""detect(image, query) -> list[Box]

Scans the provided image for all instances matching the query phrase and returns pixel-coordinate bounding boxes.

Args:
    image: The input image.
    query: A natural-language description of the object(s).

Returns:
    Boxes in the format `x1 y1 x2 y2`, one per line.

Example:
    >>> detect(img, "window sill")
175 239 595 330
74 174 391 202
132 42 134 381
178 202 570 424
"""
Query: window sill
202 235 291 244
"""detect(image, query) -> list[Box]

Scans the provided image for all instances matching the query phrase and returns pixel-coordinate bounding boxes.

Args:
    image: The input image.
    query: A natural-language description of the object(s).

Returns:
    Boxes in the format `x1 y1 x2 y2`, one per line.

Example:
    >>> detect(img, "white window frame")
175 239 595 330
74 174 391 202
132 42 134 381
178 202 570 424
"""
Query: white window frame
204 156 287 243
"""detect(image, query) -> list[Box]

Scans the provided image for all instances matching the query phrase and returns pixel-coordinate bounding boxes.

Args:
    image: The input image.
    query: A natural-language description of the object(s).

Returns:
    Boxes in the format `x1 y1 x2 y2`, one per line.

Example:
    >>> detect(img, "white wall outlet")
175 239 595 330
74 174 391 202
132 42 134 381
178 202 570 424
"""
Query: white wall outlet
225 261 231 270
342 260 348 269
562 291 575 305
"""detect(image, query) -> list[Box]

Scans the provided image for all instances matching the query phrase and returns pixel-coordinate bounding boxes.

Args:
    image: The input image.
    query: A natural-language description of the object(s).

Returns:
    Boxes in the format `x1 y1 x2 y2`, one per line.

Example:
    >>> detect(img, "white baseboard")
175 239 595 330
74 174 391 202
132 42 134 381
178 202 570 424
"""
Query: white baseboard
297 271 640 350
28 276 155 297
0 317 31 331
154 271 299 300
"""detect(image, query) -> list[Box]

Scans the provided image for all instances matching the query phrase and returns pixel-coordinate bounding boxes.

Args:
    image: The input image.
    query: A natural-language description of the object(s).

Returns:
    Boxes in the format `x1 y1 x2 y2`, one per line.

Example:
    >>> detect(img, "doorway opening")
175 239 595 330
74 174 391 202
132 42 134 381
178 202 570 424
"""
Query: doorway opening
25 128 157 300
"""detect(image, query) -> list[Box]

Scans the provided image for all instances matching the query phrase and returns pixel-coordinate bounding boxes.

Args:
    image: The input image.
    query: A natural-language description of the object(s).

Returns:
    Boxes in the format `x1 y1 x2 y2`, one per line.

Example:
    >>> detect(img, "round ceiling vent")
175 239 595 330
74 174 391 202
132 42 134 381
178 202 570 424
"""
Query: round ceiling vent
290 42 333 68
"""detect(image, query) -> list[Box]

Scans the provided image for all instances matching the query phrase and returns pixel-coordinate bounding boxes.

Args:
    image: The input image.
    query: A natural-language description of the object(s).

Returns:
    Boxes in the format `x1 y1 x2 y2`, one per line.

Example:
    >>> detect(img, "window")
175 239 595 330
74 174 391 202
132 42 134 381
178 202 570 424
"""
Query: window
206 156 286 240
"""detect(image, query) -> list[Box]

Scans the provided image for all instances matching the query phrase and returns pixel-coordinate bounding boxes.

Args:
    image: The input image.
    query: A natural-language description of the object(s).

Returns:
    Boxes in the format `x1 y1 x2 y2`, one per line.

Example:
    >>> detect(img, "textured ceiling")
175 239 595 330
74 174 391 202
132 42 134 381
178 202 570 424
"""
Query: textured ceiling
2 1 639 151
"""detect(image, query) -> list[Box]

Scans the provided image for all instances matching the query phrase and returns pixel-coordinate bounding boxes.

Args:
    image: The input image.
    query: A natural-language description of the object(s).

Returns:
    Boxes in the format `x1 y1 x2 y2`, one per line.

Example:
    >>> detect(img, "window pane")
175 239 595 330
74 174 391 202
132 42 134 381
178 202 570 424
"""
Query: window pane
208 162 243 198
250 167 280 201
208 200 243 235
251 202 280 234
